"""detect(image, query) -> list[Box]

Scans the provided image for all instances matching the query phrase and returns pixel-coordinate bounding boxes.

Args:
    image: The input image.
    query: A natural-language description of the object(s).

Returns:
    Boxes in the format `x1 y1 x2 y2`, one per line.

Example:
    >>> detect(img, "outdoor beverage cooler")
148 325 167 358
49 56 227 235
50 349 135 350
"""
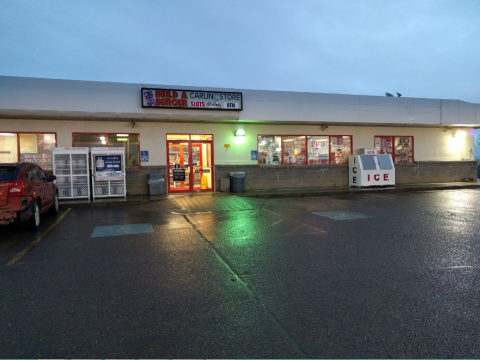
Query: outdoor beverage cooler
52 147 90 199
91 147 126 199
349 154 395 187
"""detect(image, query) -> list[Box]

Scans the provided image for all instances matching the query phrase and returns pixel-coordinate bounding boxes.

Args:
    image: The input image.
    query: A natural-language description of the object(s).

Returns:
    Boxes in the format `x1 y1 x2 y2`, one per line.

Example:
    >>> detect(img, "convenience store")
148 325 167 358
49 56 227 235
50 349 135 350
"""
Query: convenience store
0 76 479 195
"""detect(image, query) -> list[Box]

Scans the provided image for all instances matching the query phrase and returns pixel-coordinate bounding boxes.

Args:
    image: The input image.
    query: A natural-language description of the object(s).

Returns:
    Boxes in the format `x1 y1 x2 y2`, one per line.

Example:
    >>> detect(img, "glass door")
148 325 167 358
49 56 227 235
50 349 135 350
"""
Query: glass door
167 135 214 193
167 142 190 192
192 142 213 191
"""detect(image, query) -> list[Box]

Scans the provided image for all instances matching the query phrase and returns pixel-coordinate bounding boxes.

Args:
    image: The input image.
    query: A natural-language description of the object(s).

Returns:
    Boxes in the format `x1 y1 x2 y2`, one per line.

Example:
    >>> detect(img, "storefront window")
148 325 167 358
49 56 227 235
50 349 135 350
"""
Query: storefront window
258 134 352 165
394 136 414 163
257 135 282 165
307 136 329 164
73 133 140 168
0 133 18 163
19 133 56 170
73 133 105 147
329 136 352 164
191 134 213 140
167 134 190 140
107 134 140 168
283 136 307 165
0 132 56 170
374 136 393 155
374 136 414 163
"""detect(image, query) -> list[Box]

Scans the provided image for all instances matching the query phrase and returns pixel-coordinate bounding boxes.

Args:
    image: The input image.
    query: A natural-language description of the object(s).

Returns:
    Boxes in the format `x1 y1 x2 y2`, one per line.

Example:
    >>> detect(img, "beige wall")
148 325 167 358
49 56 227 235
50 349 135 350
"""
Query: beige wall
0 118 475 165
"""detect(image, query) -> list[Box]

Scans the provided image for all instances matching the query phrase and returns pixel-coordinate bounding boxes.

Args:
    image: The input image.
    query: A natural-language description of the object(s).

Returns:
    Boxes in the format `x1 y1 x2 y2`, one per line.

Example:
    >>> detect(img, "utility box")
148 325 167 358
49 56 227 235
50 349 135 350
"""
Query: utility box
349 154 395 187
147 173 164 195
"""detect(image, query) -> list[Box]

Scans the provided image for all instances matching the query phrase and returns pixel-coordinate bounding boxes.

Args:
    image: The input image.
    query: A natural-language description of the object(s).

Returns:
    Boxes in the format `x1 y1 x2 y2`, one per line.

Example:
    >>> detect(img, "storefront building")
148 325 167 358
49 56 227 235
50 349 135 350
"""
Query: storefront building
1 76 479 195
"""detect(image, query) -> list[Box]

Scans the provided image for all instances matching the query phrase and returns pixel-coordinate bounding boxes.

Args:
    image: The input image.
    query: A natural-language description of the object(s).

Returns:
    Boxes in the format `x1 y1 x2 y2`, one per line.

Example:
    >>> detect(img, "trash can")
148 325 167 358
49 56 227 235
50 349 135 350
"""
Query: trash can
147 173 164 195
230 172 245 192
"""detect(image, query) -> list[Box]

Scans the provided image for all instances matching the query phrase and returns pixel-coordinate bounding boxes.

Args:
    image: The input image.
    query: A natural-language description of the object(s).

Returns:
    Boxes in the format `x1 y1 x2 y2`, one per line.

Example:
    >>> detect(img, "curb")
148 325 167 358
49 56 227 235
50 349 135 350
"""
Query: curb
59 183 480 208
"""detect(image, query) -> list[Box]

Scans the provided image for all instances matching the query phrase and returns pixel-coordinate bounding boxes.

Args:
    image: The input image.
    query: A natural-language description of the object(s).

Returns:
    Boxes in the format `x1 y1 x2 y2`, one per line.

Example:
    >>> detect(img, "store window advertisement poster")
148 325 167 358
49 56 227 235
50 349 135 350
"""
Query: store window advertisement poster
94 155 122 181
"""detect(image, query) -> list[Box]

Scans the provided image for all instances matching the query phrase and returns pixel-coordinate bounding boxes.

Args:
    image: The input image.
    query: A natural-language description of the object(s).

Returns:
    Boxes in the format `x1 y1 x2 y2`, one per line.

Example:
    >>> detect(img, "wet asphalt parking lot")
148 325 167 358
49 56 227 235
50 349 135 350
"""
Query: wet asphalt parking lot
1 189 480 358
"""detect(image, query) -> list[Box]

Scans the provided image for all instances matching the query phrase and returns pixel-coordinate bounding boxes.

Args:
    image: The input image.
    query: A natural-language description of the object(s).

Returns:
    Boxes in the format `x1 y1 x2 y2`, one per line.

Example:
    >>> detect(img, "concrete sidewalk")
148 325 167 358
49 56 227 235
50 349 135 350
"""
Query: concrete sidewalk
59 181 480 209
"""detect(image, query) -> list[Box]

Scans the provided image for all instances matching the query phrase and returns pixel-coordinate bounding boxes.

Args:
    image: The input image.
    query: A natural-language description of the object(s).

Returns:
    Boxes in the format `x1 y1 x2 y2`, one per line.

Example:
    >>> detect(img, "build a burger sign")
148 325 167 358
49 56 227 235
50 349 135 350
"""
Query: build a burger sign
142 88 242 110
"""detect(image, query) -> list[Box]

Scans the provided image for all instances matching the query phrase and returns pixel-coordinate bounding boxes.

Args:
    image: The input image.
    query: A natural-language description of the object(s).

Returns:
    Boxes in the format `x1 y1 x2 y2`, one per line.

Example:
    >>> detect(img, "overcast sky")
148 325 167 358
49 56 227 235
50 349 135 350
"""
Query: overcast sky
1 0 479 102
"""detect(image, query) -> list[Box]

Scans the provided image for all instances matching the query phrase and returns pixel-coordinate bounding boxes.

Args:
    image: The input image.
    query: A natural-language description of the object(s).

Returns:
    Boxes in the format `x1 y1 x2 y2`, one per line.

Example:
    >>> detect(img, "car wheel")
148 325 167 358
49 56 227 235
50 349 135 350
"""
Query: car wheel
28 200 41 231
50 193 59 214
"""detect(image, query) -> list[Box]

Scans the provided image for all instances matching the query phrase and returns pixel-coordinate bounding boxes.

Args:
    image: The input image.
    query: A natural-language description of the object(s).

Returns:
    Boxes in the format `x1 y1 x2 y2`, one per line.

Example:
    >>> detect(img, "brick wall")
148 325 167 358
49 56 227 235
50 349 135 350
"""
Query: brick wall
126 166 167 195
215 161 477 191
126 161 477 195
215 165 348 190
395 161 477 183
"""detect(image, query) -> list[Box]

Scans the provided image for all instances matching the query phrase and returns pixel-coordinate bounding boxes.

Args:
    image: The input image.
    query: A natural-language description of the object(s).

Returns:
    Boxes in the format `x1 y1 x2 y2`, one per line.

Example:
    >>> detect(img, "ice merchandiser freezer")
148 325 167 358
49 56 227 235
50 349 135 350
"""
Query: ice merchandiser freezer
349 154 395 187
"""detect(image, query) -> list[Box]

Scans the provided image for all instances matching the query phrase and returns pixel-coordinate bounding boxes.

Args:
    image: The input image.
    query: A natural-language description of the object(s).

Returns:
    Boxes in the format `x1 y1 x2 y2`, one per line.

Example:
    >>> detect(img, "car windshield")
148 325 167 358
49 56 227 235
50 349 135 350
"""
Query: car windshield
0 166 16 181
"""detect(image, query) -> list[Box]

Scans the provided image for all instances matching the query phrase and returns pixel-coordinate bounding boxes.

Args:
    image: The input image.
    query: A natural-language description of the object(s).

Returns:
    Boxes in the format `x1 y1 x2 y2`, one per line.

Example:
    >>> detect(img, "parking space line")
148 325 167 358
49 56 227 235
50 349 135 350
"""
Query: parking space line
7 208 71 266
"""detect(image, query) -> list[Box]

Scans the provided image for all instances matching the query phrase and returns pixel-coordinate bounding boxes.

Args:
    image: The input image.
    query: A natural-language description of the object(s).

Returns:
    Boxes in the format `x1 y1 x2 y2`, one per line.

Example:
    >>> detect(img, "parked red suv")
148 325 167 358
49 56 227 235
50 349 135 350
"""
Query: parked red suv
0 163 59 230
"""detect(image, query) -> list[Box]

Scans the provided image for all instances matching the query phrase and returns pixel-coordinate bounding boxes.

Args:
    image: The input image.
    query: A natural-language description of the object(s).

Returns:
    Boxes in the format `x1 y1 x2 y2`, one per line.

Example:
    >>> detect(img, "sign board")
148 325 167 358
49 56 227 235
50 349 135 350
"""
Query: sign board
358 148 377 155
94 155 123 181
224 144 230 148
194 169 211 173
173 168 186 181
142 88 242 110
141 150 149 162
251 150 258 161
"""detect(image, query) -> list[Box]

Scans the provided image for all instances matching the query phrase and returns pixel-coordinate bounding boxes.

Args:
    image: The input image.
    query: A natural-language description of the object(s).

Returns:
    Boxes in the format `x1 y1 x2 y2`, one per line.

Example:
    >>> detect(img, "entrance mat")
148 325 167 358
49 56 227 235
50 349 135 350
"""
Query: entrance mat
91 223 154 237
312 211 372 220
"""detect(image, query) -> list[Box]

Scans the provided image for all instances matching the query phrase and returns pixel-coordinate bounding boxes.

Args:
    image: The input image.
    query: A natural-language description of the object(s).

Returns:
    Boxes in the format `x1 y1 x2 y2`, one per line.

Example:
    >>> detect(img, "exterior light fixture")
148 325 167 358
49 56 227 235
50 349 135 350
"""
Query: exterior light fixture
235 130 246 136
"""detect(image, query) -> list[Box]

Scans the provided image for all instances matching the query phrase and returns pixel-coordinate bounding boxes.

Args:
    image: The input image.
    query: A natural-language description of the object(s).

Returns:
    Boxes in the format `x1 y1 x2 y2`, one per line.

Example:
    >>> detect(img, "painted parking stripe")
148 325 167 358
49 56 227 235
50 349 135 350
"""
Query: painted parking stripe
7 208 72 266
91 223 154 238
312 211 372 220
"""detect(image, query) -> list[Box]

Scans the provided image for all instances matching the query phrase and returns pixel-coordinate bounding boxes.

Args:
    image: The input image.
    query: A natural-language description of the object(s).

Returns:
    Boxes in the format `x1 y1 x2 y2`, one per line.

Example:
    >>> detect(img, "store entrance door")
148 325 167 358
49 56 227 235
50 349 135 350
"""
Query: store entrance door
167 135 214 193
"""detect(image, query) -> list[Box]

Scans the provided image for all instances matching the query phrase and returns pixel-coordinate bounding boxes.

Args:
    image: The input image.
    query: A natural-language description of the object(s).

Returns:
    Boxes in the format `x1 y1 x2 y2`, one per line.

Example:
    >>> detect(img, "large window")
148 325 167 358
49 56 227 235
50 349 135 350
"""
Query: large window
0 132 56 170
374 136 414 163
73 133 140 168
257 135 352 165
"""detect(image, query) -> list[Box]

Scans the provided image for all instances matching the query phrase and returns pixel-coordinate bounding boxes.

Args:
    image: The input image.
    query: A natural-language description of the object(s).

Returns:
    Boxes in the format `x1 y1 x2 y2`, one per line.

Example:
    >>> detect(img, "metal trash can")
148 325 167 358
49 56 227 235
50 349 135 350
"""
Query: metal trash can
230 172 245 192
147 173 164 195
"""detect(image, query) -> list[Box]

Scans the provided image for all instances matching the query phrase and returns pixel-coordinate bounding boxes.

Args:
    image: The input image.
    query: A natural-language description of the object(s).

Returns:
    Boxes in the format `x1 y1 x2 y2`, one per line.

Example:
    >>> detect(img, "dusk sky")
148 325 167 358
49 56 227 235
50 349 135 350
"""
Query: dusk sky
1 0 479 102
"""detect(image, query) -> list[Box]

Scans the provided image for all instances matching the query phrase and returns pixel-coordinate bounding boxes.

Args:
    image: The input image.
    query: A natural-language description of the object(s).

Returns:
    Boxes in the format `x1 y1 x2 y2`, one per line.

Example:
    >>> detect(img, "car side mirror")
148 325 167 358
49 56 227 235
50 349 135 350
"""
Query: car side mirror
48 174 57 181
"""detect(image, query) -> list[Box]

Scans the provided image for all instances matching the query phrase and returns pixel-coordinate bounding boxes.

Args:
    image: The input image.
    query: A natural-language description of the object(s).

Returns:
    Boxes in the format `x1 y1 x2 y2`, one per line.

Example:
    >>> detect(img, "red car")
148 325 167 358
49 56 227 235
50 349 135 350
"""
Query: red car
0 162 59 230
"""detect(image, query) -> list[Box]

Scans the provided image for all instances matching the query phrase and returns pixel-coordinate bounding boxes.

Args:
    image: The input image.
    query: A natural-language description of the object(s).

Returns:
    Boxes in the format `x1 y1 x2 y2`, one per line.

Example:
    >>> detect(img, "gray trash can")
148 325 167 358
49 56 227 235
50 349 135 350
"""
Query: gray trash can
230 172 245 192
147 173 164 195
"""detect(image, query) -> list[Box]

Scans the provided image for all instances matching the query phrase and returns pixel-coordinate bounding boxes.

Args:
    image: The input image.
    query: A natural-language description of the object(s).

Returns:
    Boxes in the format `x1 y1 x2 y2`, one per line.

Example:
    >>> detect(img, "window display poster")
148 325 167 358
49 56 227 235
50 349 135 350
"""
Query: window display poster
283 138 307 165
173 168 186 181
94 155 122 181
251 150 257 161
374 136 393 155
258 136 281 165
394 136 413 163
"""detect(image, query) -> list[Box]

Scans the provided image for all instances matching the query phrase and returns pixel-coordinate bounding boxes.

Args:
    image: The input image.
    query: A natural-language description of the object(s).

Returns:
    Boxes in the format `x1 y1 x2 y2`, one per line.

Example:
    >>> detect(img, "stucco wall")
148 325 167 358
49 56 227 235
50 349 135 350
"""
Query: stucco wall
0 119 475 165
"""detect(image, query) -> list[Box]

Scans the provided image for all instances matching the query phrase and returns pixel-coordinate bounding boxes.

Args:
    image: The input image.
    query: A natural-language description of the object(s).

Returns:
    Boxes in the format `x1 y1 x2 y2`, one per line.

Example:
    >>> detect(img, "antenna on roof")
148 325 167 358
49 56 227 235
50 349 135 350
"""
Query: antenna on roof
396 93 402 97
385 92 394 97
